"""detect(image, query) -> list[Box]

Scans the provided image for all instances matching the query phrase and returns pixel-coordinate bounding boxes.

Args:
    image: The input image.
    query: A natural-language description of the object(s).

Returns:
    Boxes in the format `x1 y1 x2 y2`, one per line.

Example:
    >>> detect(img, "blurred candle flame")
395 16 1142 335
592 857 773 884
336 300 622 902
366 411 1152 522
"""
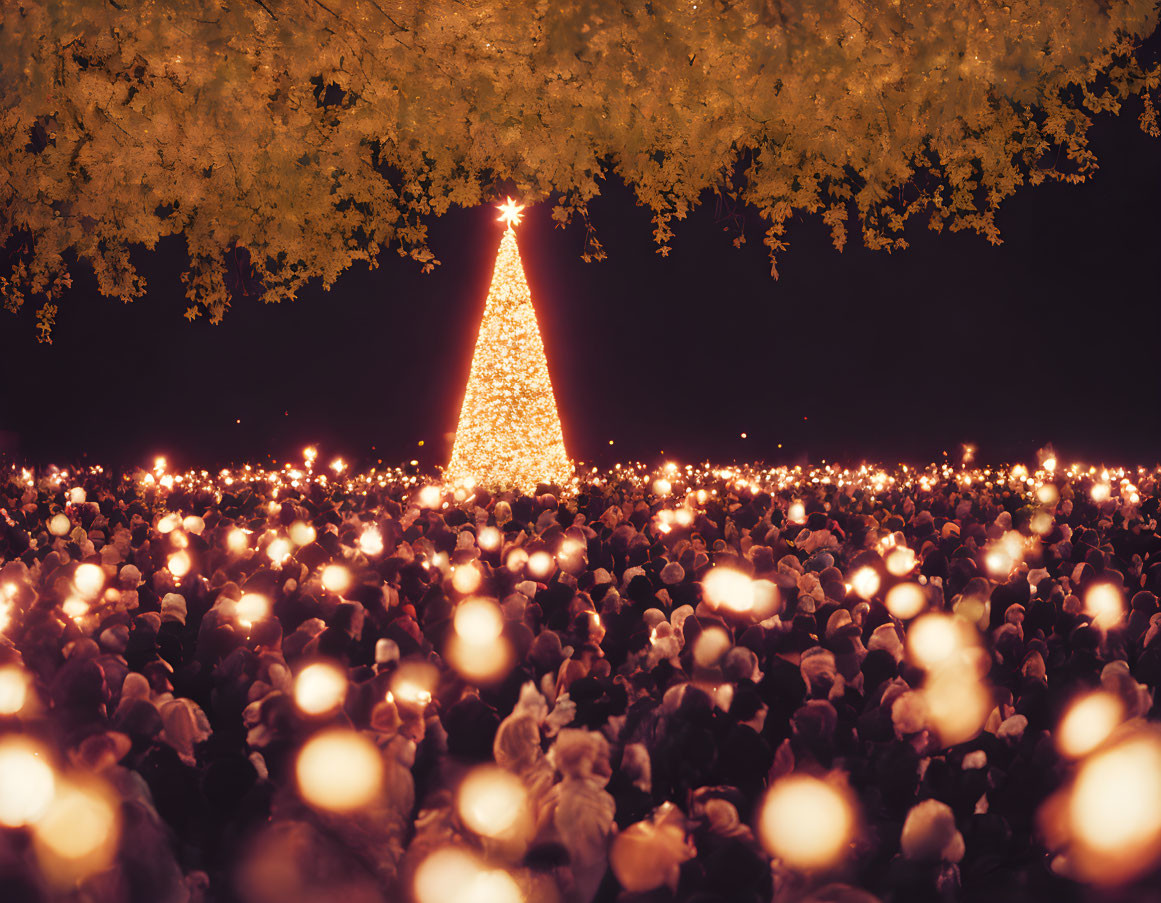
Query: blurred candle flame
759 774 855 870
294 662 348 716
295 729 383 813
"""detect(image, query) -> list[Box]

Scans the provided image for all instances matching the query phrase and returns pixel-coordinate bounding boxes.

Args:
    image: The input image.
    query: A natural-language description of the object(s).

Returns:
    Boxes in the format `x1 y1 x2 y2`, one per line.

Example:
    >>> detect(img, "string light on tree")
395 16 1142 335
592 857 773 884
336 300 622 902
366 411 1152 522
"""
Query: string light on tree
445 199 572 494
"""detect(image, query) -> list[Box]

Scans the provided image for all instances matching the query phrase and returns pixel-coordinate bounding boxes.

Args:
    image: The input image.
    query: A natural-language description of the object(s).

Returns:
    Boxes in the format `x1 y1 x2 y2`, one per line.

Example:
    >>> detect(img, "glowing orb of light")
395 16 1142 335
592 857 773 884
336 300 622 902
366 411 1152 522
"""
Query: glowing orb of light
73 563 105 600
1057 691 1124 759
1037 483 1060 505
452 564 483 595
289 521 316 547
702 568 755 613
157 513 181 534
455 598 504 644
1084 583 1125 629
477 526 502 551
1030 511 1054 535
496 196 526 230
358 527 384 556
985 548 1012 577
449 599 512 683
504 548 528 574
68 487 86 505
48 513 71 537
418 485 442 509
295 729 383 813
0 665 30 715
294 663 348 716
167 550 192 578
559 537 584 558
320 564 352 595
749 579 783 620
654 478 672 496
526 550 554 579
907 614 963 671
692 626 733 668
236 593 270 627
759 775 855 870
266 537 292 564
787 501 807 524
922 667 991 747
32 778 119 883
0 738 56 827
414 847 524 903
850 567 881 600
227 528 250 553
62 597 89 621
886 583 927 620
1092 483 1112 503
885 546 916 577
1066 731 1161 884
182 515 206 535
456 765 531 841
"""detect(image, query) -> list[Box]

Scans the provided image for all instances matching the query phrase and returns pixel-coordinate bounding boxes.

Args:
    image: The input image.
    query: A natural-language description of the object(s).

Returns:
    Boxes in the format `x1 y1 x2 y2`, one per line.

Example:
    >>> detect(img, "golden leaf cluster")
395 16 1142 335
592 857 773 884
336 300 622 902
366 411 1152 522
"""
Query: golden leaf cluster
1 1 1157 339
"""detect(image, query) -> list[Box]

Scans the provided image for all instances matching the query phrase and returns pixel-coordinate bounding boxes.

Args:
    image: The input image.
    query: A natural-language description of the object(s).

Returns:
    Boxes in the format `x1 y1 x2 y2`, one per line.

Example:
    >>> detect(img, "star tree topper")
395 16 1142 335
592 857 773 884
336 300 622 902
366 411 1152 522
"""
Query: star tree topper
496 197 525 230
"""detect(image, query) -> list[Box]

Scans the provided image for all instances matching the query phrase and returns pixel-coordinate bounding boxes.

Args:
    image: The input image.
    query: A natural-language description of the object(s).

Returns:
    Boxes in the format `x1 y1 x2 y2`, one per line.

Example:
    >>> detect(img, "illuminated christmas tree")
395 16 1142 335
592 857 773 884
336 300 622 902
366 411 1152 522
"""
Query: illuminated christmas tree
445 200 573 493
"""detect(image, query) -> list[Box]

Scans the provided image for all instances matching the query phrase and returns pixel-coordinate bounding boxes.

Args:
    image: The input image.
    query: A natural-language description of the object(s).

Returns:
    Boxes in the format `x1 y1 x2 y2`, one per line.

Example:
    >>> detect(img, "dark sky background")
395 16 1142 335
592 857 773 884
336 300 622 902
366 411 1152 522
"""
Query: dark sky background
1 113 1158 472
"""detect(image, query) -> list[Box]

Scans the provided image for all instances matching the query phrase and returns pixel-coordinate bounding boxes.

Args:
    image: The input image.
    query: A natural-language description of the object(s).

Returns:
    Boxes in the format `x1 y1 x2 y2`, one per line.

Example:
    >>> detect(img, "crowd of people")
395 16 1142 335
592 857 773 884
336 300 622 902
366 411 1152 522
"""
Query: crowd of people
0 457 1159 903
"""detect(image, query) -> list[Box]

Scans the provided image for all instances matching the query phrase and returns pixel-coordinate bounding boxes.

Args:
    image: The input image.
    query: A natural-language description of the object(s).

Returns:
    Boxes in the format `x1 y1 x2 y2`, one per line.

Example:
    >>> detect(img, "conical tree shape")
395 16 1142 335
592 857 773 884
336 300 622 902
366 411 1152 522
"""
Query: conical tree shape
446 227 573 493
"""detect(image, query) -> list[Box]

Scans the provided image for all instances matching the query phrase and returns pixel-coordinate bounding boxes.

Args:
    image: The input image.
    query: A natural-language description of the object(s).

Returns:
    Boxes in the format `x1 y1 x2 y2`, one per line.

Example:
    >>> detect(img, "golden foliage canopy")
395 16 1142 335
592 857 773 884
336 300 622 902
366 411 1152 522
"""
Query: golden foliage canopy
1 0 1158 340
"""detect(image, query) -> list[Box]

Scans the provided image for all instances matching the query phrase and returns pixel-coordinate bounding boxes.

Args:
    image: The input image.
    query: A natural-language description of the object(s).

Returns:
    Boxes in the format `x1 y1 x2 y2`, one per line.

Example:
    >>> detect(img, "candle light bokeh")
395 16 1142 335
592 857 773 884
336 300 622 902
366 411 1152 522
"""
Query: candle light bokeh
0 454 1158 901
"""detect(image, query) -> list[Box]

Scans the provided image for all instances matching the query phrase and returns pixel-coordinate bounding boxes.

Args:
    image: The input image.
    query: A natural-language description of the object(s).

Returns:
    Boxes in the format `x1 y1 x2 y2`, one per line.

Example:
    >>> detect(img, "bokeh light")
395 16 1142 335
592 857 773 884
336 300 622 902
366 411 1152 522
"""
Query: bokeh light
236 593 270 627
0 737 56 827
759 775 855 870
295 729 383 813
414 847 524 903
73 563 105 600
1057 691 1124 759
320 564 352 595
702 568 755 613
850 567 881 600
294 662 348 716
456 765 531 841
167 550 192 578
907 614 964 671
32 778 120 884
886 583 927 620
1084 583 1125 629
1065 731 1161 884
0 665 30 715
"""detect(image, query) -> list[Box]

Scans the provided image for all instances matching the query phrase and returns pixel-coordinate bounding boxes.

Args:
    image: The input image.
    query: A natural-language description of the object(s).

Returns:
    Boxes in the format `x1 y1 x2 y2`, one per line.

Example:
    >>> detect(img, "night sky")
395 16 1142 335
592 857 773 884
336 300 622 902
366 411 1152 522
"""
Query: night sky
1 113 1158 472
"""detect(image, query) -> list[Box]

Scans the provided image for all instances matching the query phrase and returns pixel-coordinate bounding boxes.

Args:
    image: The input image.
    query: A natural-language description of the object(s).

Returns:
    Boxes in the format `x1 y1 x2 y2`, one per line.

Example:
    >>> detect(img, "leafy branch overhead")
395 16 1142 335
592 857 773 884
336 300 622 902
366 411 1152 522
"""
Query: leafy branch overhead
1 0 1158 339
